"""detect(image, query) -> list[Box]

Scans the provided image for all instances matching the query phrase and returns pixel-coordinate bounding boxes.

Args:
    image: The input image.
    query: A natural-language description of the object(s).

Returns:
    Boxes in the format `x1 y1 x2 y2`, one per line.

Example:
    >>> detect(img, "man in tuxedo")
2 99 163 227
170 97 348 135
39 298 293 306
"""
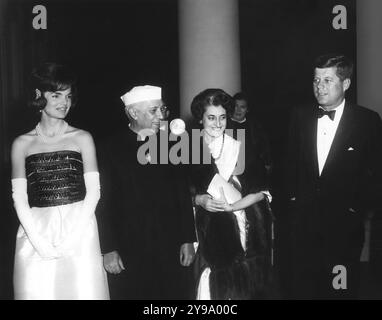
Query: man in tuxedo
97 85 196 299
284 54 382 299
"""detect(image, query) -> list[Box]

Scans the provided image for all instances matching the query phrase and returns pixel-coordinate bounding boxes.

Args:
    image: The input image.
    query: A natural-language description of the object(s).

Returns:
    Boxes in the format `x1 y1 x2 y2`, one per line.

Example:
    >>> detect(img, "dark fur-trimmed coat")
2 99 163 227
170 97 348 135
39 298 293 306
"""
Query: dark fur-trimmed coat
189 140 274 300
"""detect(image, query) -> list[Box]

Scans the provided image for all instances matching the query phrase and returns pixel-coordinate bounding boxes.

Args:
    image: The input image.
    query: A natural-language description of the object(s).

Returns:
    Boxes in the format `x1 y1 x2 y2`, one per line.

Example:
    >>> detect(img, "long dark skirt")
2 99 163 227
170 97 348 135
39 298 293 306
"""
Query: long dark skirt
194 199 275 300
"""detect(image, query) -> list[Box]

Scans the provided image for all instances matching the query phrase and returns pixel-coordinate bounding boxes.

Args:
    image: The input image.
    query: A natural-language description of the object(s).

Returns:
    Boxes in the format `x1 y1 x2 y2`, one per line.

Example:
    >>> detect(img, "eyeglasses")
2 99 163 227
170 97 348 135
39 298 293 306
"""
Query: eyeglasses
159 105 169 113
149 105 169 115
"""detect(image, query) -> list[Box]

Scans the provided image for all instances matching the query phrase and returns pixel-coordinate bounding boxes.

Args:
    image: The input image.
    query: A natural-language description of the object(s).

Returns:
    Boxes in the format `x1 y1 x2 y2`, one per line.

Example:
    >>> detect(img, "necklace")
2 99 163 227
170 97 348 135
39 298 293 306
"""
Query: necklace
36 121 68 143
213 134 225 161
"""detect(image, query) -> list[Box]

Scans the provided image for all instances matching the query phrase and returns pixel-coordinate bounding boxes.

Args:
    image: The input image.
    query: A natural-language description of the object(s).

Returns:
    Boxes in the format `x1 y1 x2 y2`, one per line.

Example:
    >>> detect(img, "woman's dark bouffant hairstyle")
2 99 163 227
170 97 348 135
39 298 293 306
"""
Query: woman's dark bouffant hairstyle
29 62 78 111
190 88 234 121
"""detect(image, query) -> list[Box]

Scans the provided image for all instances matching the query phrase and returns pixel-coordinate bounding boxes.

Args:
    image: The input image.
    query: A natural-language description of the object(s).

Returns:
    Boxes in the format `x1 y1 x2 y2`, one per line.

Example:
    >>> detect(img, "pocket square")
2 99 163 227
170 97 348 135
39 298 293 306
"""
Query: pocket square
347 147 354 151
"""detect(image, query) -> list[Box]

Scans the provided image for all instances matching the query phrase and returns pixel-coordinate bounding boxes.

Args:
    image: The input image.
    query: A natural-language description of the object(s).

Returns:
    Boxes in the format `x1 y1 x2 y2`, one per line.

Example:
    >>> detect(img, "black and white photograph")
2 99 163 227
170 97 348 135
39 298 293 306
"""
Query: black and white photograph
1 0 382 304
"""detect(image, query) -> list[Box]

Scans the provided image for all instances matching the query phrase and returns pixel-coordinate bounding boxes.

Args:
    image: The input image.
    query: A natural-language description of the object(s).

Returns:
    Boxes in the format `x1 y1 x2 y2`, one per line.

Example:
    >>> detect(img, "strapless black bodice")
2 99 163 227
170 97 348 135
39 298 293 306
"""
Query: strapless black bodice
26 150 86 208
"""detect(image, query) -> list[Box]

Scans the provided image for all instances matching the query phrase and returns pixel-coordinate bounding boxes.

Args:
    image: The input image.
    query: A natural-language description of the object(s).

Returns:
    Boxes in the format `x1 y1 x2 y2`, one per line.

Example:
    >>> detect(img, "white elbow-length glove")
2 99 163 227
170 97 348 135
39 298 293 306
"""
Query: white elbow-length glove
57 172 101 256
12 178 60 259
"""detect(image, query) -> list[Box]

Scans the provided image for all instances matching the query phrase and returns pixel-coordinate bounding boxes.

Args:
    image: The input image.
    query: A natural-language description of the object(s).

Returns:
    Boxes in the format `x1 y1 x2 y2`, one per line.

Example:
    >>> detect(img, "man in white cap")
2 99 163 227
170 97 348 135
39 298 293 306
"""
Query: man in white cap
97 85 196 299
121 85 164 137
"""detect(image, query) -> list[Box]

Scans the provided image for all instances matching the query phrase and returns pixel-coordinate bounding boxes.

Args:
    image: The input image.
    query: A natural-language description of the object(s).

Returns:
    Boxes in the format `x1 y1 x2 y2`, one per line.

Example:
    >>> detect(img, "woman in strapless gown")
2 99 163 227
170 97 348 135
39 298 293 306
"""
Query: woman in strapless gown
10 63 109 300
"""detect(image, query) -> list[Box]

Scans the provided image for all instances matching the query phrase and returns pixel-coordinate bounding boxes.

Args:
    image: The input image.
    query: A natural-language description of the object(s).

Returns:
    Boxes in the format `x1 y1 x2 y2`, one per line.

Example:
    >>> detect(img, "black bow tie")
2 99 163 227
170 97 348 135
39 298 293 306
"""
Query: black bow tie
317 108 336 120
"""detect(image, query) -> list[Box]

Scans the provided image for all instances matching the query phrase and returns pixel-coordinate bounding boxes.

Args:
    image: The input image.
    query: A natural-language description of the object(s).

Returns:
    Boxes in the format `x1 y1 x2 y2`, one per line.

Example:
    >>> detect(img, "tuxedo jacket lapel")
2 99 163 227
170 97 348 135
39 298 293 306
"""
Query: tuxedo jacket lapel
304 106 320 179
320 102 355 178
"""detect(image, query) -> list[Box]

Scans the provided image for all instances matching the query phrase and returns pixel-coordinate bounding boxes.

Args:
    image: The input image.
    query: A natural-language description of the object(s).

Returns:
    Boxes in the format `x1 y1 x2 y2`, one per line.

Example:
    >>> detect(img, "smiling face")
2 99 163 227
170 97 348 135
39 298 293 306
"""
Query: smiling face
313 67 350 110
129 99 165 134
42 88 72 119
202 105 227 139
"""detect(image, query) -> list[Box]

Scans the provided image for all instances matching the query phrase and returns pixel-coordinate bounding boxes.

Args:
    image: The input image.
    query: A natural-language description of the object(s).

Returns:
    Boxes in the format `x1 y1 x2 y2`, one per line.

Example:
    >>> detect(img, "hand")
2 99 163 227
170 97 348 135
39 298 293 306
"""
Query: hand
218 187 233 212
103 251 125 274
196 194 225 212
32 235 61 260
179 243 195 267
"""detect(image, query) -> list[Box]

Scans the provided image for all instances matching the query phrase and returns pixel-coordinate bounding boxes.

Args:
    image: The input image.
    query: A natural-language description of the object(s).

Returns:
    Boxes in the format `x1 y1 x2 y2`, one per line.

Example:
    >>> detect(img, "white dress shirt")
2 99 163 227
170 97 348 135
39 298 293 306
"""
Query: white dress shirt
317 99 345 175
231 117 247 124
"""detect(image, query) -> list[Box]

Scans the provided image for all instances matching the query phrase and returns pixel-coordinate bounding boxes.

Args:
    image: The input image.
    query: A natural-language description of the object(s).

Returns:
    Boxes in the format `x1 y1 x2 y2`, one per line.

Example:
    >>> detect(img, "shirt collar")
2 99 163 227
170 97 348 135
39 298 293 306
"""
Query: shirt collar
231 117 247 124
319 99 345 122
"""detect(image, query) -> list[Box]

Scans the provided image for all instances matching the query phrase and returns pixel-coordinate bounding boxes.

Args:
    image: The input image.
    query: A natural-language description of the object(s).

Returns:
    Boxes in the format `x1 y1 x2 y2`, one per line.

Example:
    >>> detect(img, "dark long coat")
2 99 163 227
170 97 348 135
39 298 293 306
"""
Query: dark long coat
97 127 196 299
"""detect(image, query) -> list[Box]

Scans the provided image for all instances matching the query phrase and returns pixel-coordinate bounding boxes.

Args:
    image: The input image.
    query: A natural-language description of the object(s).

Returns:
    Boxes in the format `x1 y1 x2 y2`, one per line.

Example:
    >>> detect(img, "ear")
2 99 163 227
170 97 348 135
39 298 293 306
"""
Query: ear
343 78 351 91
126 106 138 120
35 89 41 99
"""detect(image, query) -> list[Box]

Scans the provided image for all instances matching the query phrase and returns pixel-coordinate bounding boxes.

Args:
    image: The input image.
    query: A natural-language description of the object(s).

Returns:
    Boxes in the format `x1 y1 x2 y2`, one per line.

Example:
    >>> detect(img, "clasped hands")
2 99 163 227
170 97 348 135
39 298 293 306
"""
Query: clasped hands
196 187 233 213
32 225 87 260
33 235 78 260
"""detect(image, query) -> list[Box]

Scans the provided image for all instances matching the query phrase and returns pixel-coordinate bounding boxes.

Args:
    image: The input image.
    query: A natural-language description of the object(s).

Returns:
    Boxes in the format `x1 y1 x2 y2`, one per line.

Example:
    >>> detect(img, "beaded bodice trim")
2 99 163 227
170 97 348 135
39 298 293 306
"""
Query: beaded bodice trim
26 150 86 208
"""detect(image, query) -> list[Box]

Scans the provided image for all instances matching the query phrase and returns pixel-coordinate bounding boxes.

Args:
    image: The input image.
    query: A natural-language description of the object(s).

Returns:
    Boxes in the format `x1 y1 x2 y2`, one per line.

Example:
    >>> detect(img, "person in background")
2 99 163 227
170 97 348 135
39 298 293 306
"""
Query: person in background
229 92 272 181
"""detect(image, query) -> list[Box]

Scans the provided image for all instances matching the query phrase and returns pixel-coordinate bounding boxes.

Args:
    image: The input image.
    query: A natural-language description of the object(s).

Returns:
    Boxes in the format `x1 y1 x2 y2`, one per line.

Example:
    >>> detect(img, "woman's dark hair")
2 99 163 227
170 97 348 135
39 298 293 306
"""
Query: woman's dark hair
29 62 78 111
190 88 234 121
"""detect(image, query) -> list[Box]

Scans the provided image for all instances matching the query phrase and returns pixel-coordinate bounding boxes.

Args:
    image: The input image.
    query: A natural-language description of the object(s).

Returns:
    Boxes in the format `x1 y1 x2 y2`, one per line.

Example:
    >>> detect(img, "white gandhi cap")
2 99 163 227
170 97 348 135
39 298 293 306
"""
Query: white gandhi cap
120 85 162 107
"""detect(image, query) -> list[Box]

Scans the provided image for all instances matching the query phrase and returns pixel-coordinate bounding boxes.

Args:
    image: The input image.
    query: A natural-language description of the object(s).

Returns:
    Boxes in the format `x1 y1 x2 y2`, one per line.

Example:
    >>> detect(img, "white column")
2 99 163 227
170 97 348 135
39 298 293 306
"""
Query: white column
178 0 241 121
356 0 382 116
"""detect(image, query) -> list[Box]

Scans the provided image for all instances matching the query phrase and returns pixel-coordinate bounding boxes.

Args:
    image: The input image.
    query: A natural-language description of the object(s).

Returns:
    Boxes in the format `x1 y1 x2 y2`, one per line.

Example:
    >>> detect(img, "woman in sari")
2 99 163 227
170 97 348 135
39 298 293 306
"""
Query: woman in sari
189 88 273 300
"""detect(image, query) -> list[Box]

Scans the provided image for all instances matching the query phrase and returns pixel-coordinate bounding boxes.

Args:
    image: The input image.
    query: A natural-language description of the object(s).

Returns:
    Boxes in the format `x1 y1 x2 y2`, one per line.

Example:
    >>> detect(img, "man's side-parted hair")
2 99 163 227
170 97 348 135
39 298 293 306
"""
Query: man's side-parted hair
29 62 78 111
190 88 234 121
314 53 353 81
